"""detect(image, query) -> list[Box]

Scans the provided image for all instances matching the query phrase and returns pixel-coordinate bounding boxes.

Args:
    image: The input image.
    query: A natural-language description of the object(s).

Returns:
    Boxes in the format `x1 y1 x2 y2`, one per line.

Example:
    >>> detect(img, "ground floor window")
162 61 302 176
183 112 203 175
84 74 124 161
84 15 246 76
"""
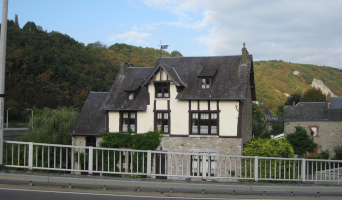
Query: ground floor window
120 111 137 133
191 154 217 176
191 112 218 135
156 112 169 134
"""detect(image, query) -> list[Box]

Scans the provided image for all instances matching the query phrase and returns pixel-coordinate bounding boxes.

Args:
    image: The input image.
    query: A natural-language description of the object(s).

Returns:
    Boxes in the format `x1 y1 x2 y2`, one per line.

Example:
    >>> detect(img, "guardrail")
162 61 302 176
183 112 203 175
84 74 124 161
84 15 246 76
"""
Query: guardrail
3 141 342 183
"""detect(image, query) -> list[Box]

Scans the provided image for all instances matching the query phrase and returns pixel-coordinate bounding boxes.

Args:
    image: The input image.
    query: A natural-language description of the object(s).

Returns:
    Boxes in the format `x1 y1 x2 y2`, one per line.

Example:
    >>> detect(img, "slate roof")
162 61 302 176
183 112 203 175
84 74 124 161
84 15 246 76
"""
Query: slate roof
329 97 342 109
101 67 154 111
101 55 255 111
284 102 342 121
155 55 254 100
70 92 108 136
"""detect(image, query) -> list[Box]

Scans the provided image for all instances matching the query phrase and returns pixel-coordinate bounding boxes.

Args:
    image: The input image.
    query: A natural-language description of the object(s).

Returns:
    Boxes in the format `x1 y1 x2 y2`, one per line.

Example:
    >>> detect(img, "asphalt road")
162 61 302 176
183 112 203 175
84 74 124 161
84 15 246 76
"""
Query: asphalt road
1 184 342 200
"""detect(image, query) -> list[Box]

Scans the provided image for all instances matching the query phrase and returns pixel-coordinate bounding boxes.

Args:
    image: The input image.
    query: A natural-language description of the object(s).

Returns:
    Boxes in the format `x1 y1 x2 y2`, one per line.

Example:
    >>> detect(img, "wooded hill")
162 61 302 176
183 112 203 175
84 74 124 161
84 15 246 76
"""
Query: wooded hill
3 19 181 117
254 60 342 114
3 19 342 120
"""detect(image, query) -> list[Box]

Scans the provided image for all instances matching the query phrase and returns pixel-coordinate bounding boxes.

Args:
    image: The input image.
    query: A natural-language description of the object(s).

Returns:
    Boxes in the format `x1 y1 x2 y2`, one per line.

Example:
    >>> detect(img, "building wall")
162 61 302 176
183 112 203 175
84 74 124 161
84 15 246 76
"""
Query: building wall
241 78 253 144
284 121 342 158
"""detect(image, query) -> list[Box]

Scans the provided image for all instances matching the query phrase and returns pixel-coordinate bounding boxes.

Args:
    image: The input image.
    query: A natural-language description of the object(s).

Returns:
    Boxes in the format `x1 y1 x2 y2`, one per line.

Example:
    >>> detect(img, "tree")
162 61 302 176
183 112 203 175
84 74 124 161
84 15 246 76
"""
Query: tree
252 103 265 138
24 107 79 144
170 50 183 57
23 21 37 32
300 88 326 102
286 126 317 155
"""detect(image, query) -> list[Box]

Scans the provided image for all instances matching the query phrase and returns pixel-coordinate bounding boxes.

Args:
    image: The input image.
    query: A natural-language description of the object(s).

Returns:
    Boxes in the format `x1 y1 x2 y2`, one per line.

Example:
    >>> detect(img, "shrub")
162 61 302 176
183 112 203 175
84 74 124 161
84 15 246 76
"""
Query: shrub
286 126 317 155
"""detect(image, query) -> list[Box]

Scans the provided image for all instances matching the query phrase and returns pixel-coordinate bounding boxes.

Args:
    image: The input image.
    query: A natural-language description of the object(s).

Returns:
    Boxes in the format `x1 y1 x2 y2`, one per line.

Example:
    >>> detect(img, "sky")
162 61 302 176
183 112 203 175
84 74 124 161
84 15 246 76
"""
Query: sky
2 0 342 69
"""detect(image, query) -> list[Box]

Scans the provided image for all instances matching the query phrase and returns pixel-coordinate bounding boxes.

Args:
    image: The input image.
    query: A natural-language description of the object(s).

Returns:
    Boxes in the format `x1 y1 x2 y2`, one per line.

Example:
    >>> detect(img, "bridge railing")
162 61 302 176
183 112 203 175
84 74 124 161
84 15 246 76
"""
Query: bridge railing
3 141 342 183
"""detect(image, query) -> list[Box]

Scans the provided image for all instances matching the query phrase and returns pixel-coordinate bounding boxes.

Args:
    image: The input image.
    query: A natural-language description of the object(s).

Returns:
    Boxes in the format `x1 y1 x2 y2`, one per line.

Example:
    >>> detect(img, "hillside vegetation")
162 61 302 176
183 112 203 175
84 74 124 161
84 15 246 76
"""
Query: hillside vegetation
254 60 342 114
4 19 181 115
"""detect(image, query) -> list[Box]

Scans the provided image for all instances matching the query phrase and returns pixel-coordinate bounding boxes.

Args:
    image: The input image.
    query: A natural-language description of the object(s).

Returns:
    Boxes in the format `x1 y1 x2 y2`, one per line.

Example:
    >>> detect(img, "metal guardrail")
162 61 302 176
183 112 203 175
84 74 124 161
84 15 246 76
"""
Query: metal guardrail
0 173 341 196
3 140 342 183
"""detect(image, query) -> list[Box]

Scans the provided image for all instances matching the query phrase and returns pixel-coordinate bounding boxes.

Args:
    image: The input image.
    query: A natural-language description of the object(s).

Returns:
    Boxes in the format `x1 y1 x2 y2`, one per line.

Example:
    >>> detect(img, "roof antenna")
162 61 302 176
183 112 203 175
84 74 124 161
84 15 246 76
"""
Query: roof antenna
158 40 169 64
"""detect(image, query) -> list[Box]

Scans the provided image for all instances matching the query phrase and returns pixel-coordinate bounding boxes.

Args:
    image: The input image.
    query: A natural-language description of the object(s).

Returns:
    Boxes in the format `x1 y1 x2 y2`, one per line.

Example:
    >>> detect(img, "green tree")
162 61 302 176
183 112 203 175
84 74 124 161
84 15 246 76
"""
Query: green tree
300 88 326 102
170 50 183 57
23 21 38 32
24 107 79 144
4 100 22 123
252 103 265 138
286 126 317 155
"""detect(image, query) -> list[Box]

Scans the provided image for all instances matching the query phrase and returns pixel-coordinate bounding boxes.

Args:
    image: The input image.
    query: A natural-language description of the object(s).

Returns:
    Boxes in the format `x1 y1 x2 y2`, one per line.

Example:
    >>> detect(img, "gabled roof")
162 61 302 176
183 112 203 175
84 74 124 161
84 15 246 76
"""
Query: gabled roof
70 92 108 136
141 63 186 87
101 67 154 111
154 55 254 100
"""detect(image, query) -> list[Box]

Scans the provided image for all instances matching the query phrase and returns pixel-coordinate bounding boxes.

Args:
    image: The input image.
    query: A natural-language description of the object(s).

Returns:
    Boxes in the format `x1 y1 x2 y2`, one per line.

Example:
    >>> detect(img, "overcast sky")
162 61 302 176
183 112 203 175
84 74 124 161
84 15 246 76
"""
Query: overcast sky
3 0 342 69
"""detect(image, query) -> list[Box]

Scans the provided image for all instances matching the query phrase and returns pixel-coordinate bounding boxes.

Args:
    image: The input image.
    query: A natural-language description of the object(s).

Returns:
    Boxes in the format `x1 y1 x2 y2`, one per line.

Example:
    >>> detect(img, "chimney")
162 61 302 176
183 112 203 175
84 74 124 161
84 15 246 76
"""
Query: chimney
119 62 134 76
241 42 249 64
293 101 296 106
326 93 331 104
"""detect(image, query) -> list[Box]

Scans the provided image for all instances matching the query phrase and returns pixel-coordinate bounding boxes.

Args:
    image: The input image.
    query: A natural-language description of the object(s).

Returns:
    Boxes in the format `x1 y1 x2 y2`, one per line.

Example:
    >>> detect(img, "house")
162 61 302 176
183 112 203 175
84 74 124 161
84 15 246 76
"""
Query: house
284 94 342 158
70 44 256 158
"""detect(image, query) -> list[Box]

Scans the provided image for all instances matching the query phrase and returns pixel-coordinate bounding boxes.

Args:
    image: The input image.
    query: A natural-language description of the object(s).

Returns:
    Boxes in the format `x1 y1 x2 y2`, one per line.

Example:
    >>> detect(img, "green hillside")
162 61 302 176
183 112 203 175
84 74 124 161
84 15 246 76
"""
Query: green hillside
254 60 342 114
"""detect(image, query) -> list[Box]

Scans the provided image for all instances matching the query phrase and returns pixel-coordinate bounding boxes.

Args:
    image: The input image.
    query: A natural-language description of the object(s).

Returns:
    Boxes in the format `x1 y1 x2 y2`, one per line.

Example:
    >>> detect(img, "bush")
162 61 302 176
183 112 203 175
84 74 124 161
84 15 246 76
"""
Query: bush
332 146 342 160
286 126 317 155
242 138 295 182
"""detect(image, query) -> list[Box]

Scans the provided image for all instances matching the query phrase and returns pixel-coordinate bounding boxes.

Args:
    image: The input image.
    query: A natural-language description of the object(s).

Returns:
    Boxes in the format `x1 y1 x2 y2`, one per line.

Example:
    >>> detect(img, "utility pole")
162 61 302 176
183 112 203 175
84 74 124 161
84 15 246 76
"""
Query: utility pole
0 0 8 170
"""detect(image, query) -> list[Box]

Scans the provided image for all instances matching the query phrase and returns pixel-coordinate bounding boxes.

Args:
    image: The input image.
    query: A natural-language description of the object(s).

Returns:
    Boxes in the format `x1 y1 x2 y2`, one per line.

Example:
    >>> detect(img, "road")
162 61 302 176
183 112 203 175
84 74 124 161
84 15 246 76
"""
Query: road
1 184 342 200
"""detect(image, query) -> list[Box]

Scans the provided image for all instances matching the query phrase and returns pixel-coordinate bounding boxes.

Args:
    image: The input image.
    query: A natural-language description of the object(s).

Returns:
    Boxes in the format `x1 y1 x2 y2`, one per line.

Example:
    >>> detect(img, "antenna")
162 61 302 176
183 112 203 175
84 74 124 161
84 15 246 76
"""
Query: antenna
158 40 169 62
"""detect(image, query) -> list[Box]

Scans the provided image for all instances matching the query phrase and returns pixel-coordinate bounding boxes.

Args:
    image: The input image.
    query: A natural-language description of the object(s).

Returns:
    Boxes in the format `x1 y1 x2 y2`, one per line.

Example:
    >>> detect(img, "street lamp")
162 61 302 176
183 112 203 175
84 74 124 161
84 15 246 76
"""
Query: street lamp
6 107 12 128
26 108 33 129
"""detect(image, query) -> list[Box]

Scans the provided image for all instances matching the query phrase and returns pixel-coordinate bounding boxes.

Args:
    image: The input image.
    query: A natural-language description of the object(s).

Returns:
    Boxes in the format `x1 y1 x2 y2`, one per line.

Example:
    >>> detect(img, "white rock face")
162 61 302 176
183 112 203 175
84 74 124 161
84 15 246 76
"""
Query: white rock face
284 93 290 97
311 78 336 97
293 70 300 75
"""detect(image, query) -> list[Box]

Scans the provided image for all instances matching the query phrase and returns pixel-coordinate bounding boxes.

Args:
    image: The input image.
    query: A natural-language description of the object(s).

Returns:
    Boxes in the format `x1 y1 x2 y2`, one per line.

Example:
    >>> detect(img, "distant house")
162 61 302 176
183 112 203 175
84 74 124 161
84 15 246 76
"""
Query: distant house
70 44 256 158
284 94 342 157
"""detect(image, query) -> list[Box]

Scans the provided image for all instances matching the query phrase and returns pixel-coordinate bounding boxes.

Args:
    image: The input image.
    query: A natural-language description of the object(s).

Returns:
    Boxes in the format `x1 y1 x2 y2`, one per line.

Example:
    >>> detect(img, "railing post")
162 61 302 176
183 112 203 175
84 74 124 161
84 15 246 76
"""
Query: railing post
254 156 258 182
202 154 207 180
147 150 151 178
301 158 306 182
88 147 93 175
28 142 33 171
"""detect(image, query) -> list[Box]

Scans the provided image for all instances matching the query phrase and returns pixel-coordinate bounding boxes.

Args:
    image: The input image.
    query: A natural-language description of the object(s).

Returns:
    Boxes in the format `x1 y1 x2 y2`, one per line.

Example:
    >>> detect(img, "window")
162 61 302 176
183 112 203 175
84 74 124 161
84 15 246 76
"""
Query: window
200 77 211 90
191 112 218 135
127 92 134 101
191 154 217 176
156 112 169 134
86 136 96 147
155 83 169 98
309 126 319 137
121 112 136 133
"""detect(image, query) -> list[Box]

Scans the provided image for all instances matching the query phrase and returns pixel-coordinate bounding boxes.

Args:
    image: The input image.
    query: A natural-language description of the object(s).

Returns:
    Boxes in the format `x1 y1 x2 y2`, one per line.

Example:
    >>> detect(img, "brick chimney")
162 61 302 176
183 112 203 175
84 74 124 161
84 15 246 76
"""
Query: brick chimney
293 101 296 106
119 62 134 76
326 93 331 104
241 42 249 64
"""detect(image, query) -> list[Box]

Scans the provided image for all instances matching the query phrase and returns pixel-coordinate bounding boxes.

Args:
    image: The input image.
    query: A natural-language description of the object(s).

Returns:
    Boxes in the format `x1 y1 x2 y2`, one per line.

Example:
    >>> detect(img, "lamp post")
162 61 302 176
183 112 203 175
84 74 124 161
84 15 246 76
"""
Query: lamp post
6 107 11 128
26 108 33 129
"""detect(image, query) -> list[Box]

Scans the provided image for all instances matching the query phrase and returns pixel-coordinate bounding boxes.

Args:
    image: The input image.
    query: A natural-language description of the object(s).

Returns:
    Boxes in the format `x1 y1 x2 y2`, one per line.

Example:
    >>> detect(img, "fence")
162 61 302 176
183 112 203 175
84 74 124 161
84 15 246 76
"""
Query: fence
3 141 342 183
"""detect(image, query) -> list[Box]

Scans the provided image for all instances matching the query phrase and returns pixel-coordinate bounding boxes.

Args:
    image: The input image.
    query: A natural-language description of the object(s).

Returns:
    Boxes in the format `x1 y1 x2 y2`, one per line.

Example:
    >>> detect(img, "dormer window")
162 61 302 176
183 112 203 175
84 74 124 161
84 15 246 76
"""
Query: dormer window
200 77 211 90
127 92 134 101
155 83 169 98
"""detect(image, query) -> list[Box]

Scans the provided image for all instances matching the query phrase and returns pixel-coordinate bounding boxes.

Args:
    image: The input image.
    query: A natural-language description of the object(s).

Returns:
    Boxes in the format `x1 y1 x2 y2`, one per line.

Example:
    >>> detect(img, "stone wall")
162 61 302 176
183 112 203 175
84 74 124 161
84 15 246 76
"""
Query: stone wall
160 136 242 156
241 78 253 144
284 121 342 158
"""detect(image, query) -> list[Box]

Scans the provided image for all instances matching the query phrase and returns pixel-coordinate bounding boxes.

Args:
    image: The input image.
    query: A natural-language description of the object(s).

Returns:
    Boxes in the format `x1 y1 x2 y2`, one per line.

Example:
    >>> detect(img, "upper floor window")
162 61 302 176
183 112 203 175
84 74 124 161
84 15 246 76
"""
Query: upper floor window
191 112 218 135
127 92 134 101
200 77 211 90
120 112 136 133
155 83 169 98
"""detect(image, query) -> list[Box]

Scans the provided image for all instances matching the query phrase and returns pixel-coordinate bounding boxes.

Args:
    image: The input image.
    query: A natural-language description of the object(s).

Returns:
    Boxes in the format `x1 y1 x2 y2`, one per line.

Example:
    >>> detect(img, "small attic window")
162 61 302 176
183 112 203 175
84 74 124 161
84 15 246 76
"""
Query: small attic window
127 92 134 101
200 77 211 90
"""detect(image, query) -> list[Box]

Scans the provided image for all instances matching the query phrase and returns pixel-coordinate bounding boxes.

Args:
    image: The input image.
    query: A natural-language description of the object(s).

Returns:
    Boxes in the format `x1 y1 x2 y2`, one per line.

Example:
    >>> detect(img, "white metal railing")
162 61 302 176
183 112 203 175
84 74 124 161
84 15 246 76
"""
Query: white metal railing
3 141 342 183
